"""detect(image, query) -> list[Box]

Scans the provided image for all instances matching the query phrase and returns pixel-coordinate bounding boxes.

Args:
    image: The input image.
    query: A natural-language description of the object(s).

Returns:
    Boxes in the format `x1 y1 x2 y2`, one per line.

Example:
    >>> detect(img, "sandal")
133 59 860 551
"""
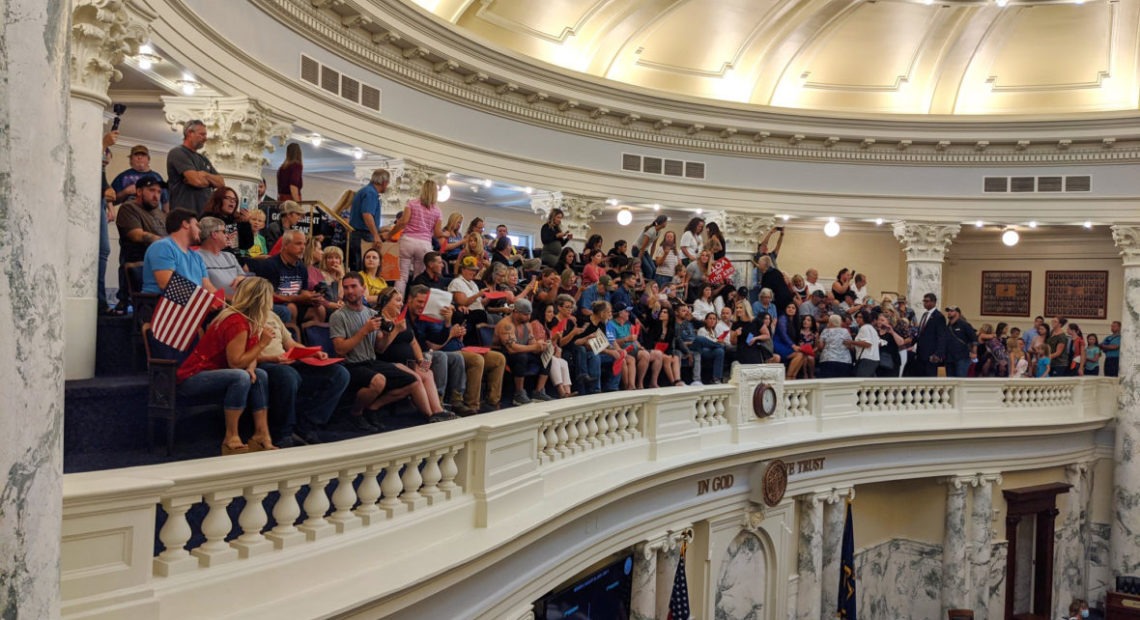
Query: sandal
246 436 278 452
221 442 249 456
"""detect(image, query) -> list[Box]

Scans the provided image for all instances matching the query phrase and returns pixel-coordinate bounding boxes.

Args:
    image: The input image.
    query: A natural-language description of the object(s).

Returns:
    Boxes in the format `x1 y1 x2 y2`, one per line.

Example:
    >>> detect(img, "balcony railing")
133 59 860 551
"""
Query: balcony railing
60 369 1118 619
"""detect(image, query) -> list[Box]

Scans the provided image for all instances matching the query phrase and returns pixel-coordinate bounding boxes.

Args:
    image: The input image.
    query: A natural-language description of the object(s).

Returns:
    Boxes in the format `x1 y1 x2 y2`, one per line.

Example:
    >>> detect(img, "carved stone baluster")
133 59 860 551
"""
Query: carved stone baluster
606 408 620 442
713 397 726 424
596 409 610 445
421 452 443 505
402 456 428 511
537 425 547 459
544 424 559 459
438 447 461 499
267 478 306 549
575 415 591 450
232 484 275 558
556 420 571 456
355 466 383 525
299 474 335 541
586 413 601 448
695 397 707 426
565 415 580 454
379 461 406 517
328 469 363 533
615 405 631 439
192 491 240 567
154 495 202 576
627 404 641 436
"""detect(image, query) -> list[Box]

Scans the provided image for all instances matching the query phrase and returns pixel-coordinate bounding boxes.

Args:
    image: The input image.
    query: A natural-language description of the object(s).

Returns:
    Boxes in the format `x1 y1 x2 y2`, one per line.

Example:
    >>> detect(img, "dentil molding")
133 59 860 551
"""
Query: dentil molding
244 0 1140 165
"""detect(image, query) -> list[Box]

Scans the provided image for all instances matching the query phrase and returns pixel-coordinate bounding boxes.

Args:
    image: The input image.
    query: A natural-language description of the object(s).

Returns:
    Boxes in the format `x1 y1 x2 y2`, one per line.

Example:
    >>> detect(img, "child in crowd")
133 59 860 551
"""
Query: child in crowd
247 209 268 258
1034 343 1051 378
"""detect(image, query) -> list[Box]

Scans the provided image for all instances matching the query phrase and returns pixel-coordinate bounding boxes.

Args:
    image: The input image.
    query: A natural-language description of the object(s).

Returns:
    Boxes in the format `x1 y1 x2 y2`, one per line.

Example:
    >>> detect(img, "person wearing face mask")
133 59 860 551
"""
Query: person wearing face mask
1066 598 1090 619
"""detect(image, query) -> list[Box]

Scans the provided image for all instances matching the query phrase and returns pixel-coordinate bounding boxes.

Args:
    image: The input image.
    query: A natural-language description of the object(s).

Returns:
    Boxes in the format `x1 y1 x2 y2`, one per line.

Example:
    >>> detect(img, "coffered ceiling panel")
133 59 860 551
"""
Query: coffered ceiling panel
407 0 1140 115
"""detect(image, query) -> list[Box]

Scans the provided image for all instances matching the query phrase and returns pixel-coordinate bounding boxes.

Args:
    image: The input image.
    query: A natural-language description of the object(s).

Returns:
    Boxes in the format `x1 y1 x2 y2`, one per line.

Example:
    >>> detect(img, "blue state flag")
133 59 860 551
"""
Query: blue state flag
837 501 857 619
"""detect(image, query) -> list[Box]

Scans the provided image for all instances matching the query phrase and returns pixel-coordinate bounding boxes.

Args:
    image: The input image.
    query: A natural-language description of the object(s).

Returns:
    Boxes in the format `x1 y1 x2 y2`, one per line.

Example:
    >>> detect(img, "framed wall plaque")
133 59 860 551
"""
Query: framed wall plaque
980 271 1031 317
1044 271 1109 320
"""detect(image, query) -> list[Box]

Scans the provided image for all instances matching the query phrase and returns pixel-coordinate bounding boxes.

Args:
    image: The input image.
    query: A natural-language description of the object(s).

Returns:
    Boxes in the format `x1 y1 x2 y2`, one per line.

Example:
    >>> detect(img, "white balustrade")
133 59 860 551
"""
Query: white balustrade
61 374 1117 620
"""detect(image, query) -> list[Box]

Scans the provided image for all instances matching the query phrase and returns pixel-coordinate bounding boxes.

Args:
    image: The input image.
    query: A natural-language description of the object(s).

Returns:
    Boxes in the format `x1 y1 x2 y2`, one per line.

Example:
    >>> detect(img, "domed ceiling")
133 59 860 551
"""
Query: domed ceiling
408 0 1140 116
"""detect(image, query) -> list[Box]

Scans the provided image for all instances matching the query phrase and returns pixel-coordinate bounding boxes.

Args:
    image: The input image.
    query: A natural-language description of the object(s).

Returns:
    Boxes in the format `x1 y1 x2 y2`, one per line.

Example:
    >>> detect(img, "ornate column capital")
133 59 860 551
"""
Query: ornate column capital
812 486 855 505
530 191 606 242
162 96 293 183
70 0 148 105
706 210 776 255
942 474 982 491
379 159 448 215
353 156 404 186
1111 225 1140 267
892 222 961 263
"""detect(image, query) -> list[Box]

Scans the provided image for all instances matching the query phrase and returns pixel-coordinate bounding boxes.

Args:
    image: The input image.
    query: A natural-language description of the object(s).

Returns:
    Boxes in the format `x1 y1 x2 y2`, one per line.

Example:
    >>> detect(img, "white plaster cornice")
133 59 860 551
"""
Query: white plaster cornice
243 0 1140 166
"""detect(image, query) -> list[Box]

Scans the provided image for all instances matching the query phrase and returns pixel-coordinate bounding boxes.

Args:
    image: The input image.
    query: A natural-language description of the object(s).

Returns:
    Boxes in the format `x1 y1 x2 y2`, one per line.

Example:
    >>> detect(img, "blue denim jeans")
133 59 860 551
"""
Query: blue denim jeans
431 351 466 399
693 337 725 380
179 368 268 411
263 362 350 437
98 198 110 308
597 352 622 393
947 359 971 378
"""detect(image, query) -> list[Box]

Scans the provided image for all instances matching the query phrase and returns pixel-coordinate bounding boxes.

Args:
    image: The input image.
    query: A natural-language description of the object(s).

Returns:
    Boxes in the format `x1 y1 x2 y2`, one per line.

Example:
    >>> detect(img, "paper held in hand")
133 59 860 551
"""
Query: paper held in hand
423 289 454 322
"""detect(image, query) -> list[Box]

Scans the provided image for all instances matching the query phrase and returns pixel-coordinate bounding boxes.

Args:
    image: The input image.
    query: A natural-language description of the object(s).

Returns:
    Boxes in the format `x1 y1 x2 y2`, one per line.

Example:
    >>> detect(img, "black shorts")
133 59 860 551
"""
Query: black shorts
346 360 417 393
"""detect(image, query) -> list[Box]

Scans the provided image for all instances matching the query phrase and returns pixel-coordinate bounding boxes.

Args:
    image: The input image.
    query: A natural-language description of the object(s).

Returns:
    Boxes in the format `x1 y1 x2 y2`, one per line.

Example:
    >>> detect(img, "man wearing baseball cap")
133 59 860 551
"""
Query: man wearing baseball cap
113 175 168 310
493 298 553 405
111 144 168 210
266 200 305 254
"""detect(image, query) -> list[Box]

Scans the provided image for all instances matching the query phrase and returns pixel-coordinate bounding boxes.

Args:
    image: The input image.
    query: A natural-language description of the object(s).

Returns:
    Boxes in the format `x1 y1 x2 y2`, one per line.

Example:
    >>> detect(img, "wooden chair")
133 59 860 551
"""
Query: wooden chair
142 323 221 455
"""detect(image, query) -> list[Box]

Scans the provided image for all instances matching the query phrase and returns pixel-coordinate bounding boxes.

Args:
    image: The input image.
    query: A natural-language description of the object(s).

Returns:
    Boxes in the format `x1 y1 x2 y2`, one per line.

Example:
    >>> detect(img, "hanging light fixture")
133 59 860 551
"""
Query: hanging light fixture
617 208 633 226
309 133 322 147
824 218 840 237
437 184 451 203
1002 228 1020 246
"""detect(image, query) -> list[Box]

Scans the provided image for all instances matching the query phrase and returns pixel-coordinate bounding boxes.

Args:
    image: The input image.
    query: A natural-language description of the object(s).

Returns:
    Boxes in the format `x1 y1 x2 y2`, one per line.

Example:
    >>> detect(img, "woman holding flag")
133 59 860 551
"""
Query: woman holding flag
176 277 278 455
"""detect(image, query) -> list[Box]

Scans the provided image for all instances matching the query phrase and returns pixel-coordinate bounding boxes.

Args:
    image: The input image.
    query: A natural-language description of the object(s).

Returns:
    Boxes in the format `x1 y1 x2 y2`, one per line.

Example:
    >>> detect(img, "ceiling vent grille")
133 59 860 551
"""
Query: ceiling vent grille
300 54 381 113
621 153 706 180
983 175 1091 194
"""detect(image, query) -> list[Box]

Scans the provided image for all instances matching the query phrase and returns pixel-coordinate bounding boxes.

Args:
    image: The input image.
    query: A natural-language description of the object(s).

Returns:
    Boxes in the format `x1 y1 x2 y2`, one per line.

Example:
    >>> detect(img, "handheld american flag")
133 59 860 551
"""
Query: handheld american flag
152 272 216 351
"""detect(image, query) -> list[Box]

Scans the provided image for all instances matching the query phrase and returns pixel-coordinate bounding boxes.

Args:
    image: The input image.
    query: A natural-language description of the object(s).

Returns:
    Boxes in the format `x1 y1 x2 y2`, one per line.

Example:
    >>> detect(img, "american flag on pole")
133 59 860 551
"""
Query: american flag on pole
667 542 691 620
152 272 215 351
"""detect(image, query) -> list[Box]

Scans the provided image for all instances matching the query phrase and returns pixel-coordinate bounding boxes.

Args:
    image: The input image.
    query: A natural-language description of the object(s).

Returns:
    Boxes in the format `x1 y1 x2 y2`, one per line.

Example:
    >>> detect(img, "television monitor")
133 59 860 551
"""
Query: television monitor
534 552 634 620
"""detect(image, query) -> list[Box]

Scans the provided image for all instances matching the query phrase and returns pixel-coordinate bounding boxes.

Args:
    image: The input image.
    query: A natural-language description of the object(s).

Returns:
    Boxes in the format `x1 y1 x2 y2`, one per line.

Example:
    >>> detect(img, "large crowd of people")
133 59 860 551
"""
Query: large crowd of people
99 122 1121 455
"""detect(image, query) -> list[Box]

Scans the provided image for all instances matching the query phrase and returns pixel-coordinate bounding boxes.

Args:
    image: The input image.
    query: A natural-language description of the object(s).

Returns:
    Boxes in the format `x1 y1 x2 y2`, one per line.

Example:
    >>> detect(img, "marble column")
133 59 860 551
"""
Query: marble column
1055 462 1093 619
631 540 660 620
892 222 961 305
1111 225 1140 577
821 487 854 618
66 0 146 379
162 96 293 208
795 493 826 620
0 0 71 615
970 473 1002 620
530 191 606 254
706 210 775 289
942 475 972 615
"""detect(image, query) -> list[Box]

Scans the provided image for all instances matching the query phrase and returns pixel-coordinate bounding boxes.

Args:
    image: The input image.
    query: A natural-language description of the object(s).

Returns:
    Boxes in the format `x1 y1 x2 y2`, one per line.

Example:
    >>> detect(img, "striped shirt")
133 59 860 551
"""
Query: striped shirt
402 199 441 241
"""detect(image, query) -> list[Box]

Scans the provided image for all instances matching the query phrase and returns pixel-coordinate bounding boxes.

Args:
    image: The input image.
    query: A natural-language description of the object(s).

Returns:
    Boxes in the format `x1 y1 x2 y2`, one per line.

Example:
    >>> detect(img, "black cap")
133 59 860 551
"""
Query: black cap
135 175 167 190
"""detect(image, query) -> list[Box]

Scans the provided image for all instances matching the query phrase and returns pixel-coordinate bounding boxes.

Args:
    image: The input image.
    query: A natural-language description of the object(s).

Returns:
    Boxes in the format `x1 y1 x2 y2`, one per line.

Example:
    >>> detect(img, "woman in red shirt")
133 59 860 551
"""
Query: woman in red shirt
276 142 303 202
177 277 278 455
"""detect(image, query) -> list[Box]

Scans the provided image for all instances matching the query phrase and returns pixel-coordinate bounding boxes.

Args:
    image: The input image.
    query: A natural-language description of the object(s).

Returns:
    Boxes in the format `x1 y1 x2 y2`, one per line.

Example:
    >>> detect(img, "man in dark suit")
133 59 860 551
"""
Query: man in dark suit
913 292 947 376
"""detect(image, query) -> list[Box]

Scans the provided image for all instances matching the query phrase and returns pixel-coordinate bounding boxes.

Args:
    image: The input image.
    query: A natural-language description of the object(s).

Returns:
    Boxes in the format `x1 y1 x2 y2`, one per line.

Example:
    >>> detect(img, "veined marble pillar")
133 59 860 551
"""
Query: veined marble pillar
631 540 660 620
795 493 826 620
1055 462 1093 619
162 96 292 209
1111 225 1140 576
530 191 606 254
0 0 71 614
942 475 972 615
66 0 146 379
706 210 775 289
970 473 1002 620
892 222 961 305
821 487 854 618
654 530 689 620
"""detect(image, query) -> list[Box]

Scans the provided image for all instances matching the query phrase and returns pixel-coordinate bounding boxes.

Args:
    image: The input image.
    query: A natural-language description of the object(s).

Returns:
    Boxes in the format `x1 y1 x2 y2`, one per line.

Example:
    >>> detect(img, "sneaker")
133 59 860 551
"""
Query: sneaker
450 402 476 416
478 403 500 414
427 411 460 423
530 390 553 402
690 380 704 386
513 392 532 406
348 414 379 433
298 430 323 445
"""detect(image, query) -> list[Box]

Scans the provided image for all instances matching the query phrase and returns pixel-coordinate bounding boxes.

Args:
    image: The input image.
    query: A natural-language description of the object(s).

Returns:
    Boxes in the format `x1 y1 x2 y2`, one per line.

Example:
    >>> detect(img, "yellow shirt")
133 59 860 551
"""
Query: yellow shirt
361 272 388 298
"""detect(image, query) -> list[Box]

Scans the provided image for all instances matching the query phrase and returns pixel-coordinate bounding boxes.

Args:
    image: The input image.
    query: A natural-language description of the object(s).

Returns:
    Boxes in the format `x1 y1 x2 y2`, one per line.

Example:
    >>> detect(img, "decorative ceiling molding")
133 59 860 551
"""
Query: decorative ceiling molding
244 0 1140 165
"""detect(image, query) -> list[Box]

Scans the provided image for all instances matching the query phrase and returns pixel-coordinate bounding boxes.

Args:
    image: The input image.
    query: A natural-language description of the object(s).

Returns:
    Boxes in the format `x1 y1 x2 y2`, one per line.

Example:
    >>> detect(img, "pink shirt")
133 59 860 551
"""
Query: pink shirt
403 199 441 241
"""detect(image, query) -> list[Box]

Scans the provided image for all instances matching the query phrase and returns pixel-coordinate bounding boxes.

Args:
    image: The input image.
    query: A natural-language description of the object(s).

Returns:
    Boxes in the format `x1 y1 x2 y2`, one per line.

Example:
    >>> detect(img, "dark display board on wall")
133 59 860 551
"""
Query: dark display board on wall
980 270 1031 316
1043 270 1109 320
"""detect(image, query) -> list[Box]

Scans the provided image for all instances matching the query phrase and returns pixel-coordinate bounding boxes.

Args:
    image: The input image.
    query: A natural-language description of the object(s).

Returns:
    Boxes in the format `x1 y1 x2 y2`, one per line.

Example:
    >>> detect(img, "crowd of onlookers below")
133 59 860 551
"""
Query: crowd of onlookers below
99 126 1121 455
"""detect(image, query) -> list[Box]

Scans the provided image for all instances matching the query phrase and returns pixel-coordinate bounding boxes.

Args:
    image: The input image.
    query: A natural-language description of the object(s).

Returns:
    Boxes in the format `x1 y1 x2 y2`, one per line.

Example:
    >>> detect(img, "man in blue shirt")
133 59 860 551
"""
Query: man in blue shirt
348 168 390 271
111 145 168 210
142 209 216 296
1102 320 1121 377
578 275 612 319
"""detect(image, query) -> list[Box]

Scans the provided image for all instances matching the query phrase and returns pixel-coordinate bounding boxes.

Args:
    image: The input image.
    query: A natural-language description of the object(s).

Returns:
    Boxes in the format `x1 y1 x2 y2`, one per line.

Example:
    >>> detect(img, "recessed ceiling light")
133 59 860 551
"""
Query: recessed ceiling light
781 215 790 221
695 208 702 214
1083 221 1093 229
606 198 619 206
524 186 534 194
309 133 322 147
875 218 883 226
352 147 363 160
438 184 451 203
975 220 984 228
652 204 661 211
482 179 492 188
1028 221 1037 228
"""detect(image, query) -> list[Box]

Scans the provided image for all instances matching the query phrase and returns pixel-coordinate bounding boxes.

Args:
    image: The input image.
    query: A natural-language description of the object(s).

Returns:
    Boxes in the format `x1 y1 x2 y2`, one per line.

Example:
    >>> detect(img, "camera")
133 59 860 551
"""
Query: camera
111 103 127 131
312 282 330 298
379 318 395 333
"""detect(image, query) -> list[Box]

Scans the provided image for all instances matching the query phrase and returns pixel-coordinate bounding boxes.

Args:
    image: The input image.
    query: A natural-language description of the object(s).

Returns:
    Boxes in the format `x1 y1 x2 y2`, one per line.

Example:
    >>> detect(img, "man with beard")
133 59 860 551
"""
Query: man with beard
114 175 167 306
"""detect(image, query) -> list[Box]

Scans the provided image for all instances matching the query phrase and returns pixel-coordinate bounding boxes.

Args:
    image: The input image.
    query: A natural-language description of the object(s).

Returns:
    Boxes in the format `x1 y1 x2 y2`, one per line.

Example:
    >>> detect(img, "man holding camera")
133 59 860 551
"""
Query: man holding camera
167 119 224 216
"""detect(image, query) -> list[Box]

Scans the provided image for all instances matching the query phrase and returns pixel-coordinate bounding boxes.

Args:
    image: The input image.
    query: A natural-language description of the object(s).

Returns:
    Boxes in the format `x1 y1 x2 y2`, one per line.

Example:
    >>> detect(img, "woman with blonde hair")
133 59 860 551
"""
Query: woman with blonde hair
440 212 465 265
319 245 345 302
389 179 445 293
176 277 278 455
1008 337 1029 378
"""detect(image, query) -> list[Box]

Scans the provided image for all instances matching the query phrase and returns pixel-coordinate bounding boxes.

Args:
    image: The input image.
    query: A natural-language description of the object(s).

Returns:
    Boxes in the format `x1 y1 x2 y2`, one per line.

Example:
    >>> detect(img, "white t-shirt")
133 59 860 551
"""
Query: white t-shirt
680 231 703 260
448 276 483 311
855 324 881 362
